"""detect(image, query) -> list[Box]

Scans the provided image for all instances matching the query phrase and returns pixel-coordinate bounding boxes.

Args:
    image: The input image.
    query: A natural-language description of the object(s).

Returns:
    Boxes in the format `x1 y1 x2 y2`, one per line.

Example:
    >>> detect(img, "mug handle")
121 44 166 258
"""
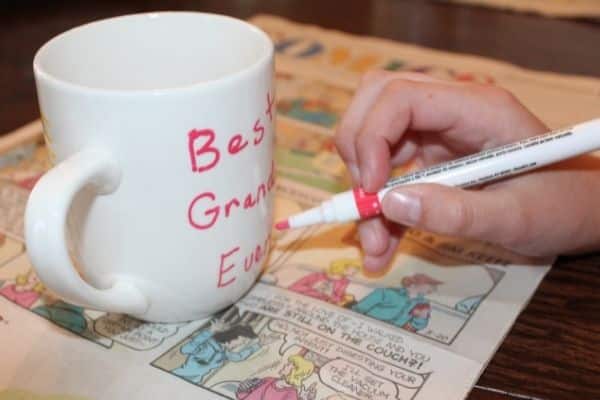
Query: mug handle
25 147 149 315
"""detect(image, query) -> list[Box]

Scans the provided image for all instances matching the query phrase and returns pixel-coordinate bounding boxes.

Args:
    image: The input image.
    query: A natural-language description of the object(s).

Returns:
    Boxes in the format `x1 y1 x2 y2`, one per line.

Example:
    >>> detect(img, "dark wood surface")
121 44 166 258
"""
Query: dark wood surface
1 1 599 399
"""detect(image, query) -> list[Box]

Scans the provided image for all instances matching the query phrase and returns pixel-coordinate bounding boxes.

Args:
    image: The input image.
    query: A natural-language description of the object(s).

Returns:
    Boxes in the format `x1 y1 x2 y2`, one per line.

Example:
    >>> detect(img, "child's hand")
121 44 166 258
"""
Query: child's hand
335 70 600 272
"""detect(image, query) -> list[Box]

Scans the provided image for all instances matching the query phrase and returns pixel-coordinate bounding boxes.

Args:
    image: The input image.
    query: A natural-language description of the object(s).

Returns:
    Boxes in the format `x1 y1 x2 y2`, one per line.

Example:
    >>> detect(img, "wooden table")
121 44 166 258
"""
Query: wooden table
1 1 599 399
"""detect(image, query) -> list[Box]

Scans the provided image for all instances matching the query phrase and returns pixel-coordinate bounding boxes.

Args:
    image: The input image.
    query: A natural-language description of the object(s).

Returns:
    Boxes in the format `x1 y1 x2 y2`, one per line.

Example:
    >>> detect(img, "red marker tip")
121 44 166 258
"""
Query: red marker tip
275 220 290 231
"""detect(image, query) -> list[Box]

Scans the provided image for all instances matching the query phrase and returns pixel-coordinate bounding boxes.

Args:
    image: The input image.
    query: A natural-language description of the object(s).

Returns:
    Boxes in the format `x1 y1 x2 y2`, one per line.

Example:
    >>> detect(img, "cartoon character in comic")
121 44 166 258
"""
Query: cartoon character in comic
236 354 316 400
288 259 360 306
172 322 262 384
15 173 43 190
278 98 338 127
351 273 443 332
284 134 326 156
32 299 88 334
27 297 112 347
0 269 45 308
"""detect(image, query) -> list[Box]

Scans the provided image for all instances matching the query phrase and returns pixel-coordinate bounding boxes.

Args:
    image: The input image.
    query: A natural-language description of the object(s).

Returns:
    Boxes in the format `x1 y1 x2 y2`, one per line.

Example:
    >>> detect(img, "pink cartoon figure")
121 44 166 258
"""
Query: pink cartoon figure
236 354 316 400
288 259 360 306
0 269 45 308
16 174 43 190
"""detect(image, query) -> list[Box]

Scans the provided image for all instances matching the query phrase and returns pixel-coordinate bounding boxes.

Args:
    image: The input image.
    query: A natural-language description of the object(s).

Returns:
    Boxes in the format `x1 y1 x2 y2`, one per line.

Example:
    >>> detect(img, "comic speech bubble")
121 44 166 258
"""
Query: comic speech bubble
320 359 399 400
93 314 186 351
268 319 424 389
268 318 335 356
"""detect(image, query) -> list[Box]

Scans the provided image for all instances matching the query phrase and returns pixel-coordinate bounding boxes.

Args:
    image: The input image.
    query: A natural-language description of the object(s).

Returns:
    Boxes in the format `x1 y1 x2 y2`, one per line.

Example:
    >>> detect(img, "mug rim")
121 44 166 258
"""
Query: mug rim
33 11 274 96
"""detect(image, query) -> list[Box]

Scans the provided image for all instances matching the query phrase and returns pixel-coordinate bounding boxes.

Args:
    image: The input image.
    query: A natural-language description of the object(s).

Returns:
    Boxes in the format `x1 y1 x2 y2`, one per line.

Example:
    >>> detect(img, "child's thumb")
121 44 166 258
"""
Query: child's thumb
381 183 525 246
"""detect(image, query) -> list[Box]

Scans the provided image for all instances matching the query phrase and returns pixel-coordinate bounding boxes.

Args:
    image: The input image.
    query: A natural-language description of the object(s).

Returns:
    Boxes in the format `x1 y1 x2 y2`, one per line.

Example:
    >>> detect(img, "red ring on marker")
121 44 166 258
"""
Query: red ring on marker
353 187 382 218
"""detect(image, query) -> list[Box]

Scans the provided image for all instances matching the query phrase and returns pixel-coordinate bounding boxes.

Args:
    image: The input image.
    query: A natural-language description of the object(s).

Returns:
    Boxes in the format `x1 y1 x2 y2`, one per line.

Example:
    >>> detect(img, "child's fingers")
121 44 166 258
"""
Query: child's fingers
335 71 447 182
380 183 528 249
363 235 401 273
363 233 402 274
335 70 398 181
389 131 420 167
357 217 389 256
354 80 485 192
358 217 407 273
379 160 600 258
347 79 547 192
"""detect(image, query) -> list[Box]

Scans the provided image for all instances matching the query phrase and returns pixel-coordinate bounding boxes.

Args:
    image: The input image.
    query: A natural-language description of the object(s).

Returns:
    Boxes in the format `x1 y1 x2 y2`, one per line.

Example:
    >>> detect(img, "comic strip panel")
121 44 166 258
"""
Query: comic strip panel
0 247 188 351
152 305 428 400
265 223 506 345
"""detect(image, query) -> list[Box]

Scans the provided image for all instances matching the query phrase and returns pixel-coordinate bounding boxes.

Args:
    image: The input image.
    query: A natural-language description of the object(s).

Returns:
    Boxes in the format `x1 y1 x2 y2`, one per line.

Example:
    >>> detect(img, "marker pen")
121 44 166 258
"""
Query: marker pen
275 118 600 230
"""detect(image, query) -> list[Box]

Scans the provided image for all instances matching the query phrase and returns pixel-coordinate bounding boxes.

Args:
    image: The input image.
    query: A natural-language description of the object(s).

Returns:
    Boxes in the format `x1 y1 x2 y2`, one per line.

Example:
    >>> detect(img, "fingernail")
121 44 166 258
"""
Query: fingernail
363 254 392 278
361 167 373 191
382 190 421 226
363 255 383 272
359 224 378 254
359 224 386 256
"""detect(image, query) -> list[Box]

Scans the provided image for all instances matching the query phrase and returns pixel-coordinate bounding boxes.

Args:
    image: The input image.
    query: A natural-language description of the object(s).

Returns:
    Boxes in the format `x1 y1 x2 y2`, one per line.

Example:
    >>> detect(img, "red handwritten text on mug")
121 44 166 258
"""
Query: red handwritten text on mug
187 91 274 231
187 161 275 230
187 93 273 174
217 234 271 288
185 92 275 289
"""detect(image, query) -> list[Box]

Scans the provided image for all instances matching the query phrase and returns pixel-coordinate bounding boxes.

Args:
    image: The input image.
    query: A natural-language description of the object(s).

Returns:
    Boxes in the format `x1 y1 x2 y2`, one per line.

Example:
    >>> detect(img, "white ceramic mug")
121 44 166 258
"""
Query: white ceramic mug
25 12 275 322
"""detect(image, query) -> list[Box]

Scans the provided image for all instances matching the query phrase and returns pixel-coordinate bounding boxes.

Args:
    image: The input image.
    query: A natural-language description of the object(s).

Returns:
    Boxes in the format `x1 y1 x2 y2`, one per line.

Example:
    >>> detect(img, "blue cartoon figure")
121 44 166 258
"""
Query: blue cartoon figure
278 99 338 127
33 300 88 334
172 321 261 384
351 273 443 332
